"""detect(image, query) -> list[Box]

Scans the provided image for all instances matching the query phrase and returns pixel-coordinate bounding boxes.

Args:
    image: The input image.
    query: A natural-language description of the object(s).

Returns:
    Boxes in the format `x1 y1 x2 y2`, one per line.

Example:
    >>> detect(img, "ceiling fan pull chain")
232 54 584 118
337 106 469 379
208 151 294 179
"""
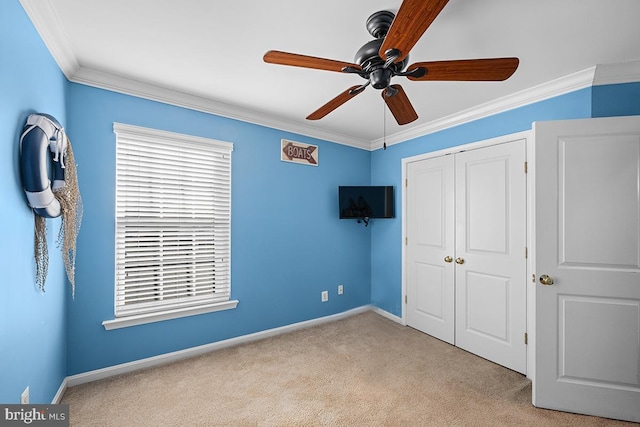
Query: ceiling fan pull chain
383 102 387 150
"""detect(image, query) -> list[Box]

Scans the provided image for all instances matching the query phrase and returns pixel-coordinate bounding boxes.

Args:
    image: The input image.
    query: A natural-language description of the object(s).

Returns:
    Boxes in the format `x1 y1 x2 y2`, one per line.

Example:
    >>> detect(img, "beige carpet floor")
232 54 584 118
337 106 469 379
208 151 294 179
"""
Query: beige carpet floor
62 311 635 426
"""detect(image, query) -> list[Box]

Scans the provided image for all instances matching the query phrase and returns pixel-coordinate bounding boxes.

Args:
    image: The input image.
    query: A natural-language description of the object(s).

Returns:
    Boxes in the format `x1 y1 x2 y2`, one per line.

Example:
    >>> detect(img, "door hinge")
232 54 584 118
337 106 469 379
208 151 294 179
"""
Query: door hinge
405 295 408 304
405 237 408 245
525 247 528 259
405 178 408 187
524 332 528 345
524 162 528 173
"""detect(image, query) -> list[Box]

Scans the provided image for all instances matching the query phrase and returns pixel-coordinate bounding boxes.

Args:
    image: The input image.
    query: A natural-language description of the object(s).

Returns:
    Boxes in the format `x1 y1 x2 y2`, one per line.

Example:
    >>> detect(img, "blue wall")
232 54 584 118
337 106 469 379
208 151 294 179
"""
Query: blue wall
0 1 68 404
64 84 372 375
592 82 640 118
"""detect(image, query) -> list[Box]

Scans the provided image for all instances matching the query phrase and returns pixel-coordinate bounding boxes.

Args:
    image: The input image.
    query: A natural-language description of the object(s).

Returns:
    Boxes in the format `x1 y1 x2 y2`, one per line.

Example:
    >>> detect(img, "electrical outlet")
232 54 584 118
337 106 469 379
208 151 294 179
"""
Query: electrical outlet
321 290 328 302
21 386 29 405
338 284 344 295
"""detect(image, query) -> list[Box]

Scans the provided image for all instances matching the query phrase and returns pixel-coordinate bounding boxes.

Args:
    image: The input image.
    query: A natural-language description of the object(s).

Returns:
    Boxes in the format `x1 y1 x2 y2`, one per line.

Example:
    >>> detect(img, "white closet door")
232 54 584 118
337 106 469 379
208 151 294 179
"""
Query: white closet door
534 116 640 422
454 140 527 374
406 155 455 344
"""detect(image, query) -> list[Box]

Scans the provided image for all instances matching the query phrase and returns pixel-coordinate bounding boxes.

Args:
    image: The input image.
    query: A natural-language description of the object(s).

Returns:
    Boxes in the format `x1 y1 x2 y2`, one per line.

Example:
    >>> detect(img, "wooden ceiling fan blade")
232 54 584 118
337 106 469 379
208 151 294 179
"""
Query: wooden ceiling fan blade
379 0 450 63
264 50 362 73
307 86 365 120
382 84 418 125
407 58 520 81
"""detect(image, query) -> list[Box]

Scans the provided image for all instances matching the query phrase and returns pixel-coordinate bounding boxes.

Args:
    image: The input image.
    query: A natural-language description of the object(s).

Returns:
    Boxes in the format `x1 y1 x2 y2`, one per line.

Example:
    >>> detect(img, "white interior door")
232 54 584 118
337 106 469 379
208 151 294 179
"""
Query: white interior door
534 116 640 422
455 141 527 374
406 155 455 344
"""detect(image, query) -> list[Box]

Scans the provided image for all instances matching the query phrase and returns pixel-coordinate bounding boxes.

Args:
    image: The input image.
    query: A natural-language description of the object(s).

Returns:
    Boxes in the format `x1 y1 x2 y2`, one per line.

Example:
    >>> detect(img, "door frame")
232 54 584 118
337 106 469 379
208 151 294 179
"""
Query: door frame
401 129 534 378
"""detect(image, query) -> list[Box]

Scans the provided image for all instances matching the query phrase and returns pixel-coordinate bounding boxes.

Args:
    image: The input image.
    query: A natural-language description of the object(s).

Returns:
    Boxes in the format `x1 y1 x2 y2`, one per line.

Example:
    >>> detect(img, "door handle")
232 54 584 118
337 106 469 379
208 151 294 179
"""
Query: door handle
539 274 554 286
444 256 453 263
455 257 465 265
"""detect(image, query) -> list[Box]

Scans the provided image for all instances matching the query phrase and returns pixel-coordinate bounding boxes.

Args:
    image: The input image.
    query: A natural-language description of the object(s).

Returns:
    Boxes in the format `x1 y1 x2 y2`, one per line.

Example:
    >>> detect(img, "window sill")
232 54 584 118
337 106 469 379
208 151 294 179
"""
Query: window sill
102 300 239 330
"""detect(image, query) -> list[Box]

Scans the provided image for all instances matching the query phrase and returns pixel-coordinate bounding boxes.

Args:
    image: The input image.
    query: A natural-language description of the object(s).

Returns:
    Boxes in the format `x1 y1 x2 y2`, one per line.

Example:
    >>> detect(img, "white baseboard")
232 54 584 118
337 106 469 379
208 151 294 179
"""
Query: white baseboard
370 306 405 325
64 305 372 388
52 377 67 404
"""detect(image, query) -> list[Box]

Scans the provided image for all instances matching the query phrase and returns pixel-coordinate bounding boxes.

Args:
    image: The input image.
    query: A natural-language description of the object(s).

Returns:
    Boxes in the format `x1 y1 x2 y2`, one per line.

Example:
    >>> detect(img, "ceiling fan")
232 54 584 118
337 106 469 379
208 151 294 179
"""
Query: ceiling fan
263 0 519 126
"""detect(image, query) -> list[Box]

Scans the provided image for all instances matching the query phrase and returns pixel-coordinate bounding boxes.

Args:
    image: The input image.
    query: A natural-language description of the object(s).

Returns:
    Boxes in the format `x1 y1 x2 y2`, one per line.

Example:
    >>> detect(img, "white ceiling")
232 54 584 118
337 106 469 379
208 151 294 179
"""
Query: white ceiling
20 0 640 149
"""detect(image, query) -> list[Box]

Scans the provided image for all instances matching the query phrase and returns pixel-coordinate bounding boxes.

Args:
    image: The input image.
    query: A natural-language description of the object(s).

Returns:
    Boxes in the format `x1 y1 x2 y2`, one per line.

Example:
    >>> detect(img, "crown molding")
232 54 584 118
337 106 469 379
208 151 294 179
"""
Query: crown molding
593 59 640 86
19 1 370 150
71 67 371 150
19 0 79 78
66 63 595 153
20 0 639 152
370 67 598 150
372 60 640 150
71 60 640 152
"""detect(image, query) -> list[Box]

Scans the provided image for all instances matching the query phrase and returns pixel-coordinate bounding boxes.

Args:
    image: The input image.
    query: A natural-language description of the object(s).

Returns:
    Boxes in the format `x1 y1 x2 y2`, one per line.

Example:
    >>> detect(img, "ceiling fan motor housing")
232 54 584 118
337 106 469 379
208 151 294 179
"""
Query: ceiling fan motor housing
355 11 409 90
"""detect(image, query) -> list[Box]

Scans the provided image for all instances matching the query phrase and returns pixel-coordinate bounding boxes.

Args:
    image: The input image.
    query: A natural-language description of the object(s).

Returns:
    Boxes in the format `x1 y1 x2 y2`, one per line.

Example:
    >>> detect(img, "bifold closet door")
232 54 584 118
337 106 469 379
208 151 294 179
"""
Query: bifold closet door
454 140 527 374
406 155 455 344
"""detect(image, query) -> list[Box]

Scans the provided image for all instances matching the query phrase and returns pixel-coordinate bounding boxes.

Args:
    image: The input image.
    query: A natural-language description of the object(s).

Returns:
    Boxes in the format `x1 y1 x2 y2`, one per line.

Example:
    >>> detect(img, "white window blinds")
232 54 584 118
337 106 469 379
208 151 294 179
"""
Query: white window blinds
114 123 232 318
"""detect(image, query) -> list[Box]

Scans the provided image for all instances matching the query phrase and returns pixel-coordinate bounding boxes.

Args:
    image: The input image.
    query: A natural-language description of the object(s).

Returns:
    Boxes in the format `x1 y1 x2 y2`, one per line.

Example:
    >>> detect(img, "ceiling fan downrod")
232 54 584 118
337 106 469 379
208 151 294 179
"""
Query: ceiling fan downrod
366 10 395 39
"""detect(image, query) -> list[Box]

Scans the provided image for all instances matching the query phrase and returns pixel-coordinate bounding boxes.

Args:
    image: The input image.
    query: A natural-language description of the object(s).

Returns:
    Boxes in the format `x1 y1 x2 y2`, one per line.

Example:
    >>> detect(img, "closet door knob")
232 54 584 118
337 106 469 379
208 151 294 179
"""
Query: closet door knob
444 256 453 263
455 257 465 265
539 274 554 286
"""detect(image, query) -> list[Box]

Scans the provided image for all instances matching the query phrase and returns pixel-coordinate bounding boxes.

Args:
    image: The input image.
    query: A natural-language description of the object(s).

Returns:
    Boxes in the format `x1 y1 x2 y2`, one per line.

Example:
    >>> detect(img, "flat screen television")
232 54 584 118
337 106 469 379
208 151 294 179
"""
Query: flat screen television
338 186 394 220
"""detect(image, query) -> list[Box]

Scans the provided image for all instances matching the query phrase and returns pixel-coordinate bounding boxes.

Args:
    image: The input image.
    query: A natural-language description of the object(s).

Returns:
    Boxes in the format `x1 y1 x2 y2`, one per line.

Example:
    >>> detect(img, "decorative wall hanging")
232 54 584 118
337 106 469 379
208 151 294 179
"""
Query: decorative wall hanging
19 113 83 295
281 139 318 166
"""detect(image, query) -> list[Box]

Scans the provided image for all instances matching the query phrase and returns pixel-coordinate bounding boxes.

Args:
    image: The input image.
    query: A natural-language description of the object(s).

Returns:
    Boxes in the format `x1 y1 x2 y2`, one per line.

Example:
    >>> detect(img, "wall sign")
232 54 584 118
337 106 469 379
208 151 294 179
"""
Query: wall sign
281 139 318 166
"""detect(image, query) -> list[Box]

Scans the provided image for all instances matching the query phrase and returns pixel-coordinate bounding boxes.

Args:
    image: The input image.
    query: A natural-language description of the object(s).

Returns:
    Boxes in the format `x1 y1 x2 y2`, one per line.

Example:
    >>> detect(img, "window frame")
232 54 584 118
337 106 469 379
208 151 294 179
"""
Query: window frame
103 123 237 330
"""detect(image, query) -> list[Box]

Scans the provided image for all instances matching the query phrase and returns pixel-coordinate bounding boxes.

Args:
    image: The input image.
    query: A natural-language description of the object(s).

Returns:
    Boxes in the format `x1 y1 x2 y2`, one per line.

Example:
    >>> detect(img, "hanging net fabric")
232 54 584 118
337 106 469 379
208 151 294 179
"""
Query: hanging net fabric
34 214 49 292
34 137 83 296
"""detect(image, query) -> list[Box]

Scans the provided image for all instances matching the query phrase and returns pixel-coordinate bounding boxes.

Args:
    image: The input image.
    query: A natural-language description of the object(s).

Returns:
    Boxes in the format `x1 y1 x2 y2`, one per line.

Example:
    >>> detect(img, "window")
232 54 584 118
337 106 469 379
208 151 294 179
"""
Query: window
105 123 236 330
